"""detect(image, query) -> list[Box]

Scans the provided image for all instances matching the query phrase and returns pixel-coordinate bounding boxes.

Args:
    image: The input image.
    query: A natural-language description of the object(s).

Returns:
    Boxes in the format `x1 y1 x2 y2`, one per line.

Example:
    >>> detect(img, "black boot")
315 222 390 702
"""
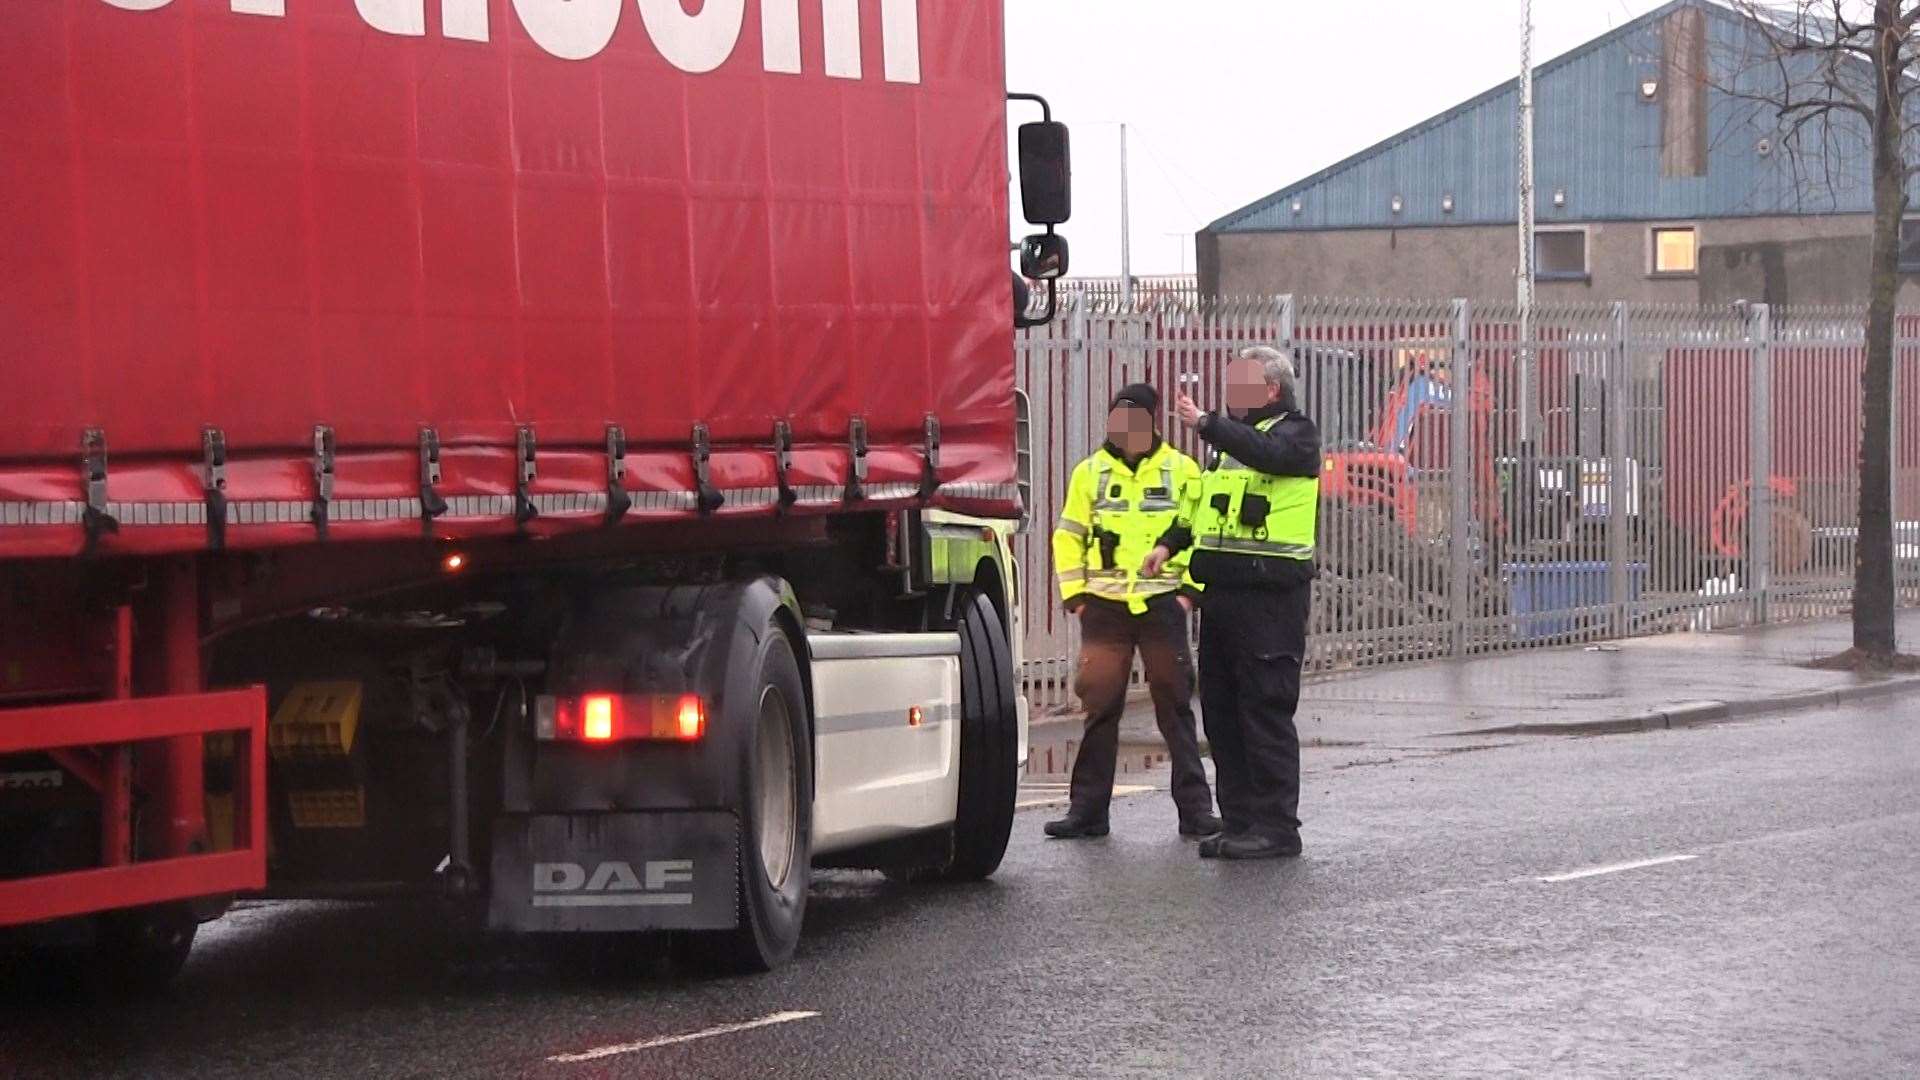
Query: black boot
1179 812 1225 839
1044 814 1110 839
1197 824 1246 859
1216 832 1303 860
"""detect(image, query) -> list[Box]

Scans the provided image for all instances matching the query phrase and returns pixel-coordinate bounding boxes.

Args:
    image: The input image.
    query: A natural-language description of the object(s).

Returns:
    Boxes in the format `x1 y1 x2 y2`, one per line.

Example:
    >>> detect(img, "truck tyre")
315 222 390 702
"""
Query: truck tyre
94 904 197 996
702 629 812 974
937 591 1020 881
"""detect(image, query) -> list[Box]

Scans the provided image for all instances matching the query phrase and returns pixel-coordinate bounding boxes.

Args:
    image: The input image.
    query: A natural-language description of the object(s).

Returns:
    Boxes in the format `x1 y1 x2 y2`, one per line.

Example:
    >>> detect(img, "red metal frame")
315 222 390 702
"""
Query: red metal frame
0 687 266 928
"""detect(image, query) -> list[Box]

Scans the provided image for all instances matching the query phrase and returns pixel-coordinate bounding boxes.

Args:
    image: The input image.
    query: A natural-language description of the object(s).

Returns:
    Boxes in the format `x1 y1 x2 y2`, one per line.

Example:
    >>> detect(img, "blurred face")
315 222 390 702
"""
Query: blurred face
1105 405 1155 456
1224 357 1278 415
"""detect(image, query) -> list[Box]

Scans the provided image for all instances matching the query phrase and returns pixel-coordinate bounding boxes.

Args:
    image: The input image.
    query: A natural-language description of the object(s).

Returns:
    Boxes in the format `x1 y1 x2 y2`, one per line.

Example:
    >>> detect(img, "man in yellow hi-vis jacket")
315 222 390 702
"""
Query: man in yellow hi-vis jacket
1046 383 1223 841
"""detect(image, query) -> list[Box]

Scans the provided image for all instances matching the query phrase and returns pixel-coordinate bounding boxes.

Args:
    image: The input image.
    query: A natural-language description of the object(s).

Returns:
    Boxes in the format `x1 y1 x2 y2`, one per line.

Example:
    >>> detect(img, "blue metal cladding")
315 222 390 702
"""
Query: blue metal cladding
1209 0 1889 235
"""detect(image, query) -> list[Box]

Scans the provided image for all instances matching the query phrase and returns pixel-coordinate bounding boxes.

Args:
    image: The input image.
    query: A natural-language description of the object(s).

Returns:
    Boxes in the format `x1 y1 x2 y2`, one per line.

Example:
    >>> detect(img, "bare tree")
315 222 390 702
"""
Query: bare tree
1718 0 1914 665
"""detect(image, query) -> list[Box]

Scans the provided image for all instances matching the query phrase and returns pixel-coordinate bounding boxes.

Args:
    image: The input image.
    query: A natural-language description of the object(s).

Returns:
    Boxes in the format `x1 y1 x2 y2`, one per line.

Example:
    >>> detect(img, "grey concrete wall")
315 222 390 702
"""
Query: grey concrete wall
1206 214 1920 307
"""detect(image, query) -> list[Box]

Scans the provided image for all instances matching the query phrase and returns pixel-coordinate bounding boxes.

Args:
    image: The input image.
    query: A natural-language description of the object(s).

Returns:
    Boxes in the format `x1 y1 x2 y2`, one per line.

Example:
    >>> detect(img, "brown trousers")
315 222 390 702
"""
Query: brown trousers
1068 595 1214 822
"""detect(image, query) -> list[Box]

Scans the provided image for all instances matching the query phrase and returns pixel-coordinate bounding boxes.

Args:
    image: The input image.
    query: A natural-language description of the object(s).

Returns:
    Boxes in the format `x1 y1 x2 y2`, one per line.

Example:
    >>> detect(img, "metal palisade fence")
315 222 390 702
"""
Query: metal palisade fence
1014 292 1920 712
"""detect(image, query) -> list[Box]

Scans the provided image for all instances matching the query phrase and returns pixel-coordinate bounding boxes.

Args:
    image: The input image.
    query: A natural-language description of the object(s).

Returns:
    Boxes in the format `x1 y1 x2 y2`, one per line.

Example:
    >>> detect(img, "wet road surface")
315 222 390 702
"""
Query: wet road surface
5 702 1918 1079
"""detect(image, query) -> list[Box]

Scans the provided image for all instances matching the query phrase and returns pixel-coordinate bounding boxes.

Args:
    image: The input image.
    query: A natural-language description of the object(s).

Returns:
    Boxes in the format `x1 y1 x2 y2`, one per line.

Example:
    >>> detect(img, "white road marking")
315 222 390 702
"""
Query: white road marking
549 1010 821 1064
1538 853 1699 883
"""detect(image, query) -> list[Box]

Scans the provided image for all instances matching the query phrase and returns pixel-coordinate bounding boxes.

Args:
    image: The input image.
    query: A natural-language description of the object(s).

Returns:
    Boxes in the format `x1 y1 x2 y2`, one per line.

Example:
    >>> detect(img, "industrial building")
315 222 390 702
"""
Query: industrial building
1198 0 1920 307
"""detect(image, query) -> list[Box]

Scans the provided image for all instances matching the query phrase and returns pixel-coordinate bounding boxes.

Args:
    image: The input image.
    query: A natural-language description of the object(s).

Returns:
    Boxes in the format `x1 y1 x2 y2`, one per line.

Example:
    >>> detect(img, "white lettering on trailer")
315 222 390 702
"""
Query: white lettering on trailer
634 0 744 73
532 859 695 906
879 0 921 83
821 0 861 79
443 0 490 43
513 0 622 60
353 0 423 36
93 0 922 82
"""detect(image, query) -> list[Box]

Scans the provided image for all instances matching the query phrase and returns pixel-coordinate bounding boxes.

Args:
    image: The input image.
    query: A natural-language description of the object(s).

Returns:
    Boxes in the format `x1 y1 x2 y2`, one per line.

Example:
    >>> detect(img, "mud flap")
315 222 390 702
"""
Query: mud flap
487 811 739 933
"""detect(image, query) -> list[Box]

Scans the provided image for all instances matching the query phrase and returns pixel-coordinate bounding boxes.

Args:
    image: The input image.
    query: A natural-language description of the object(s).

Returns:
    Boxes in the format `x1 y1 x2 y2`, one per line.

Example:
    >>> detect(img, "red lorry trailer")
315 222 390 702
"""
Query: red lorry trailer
1 0 1071 981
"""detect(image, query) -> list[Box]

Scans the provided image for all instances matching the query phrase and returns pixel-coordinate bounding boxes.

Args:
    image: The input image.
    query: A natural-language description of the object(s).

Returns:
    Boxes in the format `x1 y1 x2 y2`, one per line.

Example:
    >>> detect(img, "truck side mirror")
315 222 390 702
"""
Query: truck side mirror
1020 233 1069 281
1017 121 1072 226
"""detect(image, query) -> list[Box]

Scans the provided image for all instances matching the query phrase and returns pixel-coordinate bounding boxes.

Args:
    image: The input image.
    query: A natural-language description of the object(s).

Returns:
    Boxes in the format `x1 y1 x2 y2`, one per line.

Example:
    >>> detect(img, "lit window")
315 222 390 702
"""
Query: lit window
1652 226 1697 276
1535 229 1588 280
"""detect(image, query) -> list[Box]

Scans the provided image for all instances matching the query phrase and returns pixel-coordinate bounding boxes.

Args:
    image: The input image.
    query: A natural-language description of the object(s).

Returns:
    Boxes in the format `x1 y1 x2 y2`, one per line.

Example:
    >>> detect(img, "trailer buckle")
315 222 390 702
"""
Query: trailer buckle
919 414 941 501
692 424 723 515
845 417 869 503
80 428 118 554
419 428 447 532
203 428 228 550
515 426 538 527
605 425 631 525
773 420 797 513
311 425 335 539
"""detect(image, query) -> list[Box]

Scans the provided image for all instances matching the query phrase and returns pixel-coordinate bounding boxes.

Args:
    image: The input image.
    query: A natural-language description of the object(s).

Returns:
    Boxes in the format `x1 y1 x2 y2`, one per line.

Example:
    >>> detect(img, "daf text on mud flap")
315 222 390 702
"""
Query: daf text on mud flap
532 860 695 907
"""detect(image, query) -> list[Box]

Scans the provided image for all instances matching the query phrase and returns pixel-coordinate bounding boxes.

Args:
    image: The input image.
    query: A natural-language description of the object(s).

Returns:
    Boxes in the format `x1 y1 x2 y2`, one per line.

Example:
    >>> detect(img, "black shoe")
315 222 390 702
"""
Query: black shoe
1197 825 1245 859
1216 833 1302 860
1179 813 1225 839
1044 815 1110 839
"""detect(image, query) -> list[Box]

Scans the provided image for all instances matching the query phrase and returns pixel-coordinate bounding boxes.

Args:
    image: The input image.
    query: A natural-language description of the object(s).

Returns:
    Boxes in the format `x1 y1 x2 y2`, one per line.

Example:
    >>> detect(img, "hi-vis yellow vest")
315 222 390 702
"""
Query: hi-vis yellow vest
1053 441 1201 613
1190 415 1318 560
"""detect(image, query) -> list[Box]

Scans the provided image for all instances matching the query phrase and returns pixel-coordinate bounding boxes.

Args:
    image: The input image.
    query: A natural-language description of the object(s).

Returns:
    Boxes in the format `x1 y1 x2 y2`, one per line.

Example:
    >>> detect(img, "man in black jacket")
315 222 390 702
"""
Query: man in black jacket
1143 346 1321 860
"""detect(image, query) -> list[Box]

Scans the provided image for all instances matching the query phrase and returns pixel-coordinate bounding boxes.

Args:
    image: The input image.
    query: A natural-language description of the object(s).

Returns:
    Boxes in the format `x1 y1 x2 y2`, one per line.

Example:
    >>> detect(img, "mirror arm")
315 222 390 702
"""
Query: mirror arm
1006 91 1053 123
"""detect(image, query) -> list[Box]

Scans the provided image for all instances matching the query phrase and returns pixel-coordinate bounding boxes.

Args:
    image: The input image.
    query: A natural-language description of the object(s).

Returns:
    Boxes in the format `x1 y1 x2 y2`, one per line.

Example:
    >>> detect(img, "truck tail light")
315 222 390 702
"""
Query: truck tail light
535 694 708 743
676 694 705 740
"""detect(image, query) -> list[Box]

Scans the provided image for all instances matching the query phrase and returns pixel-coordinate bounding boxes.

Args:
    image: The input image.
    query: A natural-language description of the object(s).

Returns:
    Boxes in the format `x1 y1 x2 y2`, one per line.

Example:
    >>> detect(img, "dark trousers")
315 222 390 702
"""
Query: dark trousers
1197 586 1307 839
1069 596 1213 823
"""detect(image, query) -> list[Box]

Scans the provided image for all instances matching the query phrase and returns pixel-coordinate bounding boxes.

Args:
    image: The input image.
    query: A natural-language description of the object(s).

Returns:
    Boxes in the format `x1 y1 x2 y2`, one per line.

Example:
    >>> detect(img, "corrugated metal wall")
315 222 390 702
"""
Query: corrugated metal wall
1211 0 1893 236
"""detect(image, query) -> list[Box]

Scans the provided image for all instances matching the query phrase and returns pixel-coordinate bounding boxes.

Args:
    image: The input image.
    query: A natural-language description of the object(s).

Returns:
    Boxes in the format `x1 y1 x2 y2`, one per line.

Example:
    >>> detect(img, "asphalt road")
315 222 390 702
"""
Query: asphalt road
5 702 1919 1079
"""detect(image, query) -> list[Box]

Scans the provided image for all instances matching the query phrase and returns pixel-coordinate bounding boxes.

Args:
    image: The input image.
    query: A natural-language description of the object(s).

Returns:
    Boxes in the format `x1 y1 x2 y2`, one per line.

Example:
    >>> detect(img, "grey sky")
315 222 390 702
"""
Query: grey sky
1006 0 1676 277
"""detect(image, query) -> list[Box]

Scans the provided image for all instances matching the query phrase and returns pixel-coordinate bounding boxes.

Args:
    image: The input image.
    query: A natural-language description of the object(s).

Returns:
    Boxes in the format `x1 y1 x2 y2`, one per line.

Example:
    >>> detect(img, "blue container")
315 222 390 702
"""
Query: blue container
1503 561 1647 641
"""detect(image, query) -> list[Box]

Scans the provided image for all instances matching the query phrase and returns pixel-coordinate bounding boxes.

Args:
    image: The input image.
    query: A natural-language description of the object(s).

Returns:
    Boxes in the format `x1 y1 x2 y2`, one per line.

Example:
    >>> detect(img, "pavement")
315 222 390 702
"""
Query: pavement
6 699 1920 1078
1027 608 1920 775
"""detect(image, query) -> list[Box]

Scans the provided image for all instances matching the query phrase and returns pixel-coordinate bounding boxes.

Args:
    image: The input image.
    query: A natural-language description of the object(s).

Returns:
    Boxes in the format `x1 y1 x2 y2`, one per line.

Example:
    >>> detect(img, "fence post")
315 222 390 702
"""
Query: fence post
1449 298 1474 658
1748 303 1774 624
1894 329 1905 600
1277 293 1296 354
1607 303 1632 638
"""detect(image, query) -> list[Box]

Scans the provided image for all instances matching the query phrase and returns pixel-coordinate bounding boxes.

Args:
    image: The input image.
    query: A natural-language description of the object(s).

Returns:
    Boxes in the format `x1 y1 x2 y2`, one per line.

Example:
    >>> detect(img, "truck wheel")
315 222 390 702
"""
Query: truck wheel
936 591 1020 881
94 904 197 996
702 629 812 974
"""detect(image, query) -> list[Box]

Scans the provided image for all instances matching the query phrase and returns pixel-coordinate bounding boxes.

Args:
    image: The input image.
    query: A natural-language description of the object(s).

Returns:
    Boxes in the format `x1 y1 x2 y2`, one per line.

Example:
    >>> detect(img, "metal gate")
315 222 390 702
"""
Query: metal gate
1015 293 1920 712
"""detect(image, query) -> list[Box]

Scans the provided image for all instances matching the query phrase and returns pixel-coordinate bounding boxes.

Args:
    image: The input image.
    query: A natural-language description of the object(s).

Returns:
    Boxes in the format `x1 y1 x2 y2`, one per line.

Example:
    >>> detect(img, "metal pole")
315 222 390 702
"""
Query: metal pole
1516 0 1537 444
1749 303 1774 624
1607 303 1632 638
1450 299 1475 658
1119 122 1133 307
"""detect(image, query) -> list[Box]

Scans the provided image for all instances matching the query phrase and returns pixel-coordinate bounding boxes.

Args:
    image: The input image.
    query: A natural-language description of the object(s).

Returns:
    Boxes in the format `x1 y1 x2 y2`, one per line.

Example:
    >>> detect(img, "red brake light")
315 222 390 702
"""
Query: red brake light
583 695 616 741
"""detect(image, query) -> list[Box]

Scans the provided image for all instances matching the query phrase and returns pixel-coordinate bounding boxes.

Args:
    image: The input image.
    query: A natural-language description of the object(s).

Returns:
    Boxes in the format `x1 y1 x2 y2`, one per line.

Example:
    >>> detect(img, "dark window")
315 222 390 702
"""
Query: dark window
1900 218 1920 272
1536 230 1588 280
